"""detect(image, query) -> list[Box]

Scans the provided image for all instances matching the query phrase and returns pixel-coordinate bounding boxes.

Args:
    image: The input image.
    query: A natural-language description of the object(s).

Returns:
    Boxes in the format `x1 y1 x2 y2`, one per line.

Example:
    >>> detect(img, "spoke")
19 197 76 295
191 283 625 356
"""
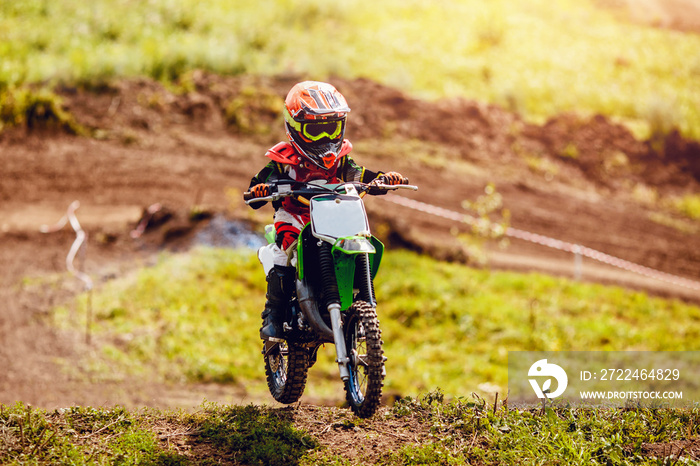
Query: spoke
355 353 370 368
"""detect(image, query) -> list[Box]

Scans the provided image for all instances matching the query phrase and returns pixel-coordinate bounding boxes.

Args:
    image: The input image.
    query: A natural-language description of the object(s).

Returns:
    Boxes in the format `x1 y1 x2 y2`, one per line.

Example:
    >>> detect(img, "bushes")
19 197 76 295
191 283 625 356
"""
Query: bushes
0 87 83 134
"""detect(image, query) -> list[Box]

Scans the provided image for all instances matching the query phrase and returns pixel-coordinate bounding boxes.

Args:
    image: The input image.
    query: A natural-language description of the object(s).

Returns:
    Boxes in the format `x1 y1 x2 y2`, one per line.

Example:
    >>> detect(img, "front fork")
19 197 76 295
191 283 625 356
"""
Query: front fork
329 302 350 381
329 252 374 382
319 241 375 382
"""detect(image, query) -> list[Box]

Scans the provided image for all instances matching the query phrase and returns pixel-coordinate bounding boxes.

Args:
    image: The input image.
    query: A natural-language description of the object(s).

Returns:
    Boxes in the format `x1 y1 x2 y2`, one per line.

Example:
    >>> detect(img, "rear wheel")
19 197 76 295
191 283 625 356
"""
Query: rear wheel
264 341 309 404
344 300 385 418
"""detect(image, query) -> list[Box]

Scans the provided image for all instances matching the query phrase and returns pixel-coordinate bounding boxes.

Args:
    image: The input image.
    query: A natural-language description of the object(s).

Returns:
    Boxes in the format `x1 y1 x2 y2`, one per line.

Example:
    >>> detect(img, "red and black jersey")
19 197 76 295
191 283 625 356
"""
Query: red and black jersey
248 140 382 215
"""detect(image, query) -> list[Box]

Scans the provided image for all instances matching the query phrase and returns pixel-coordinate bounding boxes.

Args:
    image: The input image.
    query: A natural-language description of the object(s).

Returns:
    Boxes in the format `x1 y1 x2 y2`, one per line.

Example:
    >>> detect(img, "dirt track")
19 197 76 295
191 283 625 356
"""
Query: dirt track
1 72 699 411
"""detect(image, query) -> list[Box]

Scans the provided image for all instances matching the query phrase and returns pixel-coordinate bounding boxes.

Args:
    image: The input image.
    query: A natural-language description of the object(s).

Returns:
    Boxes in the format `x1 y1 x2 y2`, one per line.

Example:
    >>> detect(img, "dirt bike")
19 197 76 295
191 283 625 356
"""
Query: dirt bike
244 178 417 417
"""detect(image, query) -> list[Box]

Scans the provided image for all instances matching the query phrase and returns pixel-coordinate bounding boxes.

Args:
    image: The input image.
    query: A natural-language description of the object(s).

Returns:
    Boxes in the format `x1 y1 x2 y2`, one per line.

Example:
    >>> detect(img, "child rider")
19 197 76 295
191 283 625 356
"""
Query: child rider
246 81 407 341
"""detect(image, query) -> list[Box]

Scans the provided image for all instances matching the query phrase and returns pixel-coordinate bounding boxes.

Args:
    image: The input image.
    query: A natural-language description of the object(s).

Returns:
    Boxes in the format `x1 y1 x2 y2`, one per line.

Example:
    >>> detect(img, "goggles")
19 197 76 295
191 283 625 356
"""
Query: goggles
285 107 344 142
301 120 343 142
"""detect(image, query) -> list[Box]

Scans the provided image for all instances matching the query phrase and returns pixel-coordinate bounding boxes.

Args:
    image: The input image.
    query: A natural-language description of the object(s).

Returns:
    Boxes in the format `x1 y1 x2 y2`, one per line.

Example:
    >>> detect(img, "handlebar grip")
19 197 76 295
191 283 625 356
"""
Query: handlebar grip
378 173 410 186
243 191 255 201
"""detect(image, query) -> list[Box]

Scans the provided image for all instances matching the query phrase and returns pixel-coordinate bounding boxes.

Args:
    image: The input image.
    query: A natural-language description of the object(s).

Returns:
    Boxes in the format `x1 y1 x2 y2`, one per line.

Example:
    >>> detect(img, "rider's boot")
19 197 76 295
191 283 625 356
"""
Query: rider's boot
260 265 295 341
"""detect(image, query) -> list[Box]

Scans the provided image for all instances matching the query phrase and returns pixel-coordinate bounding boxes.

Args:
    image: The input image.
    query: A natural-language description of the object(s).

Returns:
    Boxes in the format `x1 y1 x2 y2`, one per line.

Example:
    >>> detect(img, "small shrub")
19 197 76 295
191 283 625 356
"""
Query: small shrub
0 87 84 134
560 142 580 159
669 194 700 220
225 85 283 135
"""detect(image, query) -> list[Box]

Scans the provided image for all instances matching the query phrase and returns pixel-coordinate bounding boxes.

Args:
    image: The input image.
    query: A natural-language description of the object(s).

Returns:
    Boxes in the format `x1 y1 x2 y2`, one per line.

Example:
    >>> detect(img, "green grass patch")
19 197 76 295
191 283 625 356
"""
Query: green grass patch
0 401 317 465
0 403 185 465
378 251 700 396
1 0 699 139
55 248 267 385
376 390 700 465
195 403 318 465
57 247 700 401
3 394 698 464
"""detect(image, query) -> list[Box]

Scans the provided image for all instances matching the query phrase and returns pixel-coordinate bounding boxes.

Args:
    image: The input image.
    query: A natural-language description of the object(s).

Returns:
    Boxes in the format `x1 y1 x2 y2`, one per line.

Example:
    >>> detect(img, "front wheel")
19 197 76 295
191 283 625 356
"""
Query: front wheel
343 300 385 418
264 341 309 404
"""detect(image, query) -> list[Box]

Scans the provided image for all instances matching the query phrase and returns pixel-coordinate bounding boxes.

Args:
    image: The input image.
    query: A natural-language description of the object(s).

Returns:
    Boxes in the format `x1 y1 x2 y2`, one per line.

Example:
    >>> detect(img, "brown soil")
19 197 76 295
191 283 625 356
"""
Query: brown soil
636 437 700 462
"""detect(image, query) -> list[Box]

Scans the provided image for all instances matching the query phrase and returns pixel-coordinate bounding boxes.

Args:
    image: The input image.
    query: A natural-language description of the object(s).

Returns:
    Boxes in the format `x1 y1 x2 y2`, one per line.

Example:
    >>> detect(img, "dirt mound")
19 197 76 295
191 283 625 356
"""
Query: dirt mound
33 73 700 195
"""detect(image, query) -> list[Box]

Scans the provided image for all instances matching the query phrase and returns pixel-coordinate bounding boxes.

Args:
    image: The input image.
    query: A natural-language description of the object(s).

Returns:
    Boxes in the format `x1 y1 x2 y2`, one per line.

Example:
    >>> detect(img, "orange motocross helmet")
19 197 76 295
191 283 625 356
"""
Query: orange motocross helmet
283 81 351 170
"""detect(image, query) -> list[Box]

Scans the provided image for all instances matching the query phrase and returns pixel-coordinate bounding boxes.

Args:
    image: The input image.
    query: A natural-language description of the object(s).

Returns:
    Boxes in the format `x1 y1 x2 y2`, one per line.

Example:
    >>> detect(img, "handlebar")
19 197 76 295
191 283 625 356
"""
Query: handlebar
242 191 259 202
243 181 417 205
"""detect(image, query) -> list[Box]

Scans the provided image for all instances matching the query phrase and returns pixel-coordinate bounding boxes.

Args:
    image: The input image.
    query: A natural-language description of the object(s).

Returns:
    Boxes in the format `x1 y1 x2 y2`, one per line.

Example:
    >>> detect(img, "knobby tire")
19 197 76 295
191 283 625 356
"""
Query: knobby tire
264 341 309 404
344 300 385 418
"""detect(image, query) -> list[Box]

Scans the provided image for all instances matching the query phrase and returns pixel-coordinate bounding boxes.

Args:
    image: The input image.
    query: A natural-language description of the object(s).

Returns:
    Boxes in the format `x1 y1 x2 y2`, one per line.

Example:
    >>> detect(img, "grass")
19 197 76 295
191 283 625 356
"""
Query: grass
0 403 184 465
378 252 700 396
1 0 699 139
1 393 698 464
669 194 700 221
196 403 318 465
378 391 700 465
0 401 316 465
55 247 700 402
54 249 267 386
630 184 700 226
0 86 84 134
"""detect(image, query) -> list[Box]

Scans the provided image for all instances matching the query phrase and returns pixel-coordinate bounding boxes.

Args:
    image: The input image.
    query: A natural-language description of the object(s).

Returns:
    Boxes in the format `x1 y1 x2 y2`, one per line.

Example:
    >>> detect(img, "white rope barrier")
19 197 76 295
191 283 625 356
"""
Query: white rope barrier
40 201 94 344
383 193 700 293
40 200 93 291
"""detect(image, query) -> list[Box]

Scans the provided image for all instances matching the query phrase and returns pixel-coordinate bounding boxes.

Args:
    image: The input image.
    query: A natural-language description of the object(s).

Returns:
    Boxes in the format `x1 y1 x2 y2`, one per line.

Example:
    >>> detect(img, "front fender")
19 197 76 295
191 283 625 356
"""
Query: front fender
333 236 384 311
297 225 384 311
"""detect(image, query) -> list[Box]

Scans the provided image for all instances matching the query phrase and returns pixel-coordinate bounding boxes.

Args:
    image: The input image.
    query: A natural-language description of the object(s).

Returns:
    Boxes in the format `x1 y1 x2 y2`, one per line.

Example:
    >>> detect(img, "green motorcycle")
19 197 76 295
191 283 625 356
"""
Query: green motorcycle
244 179 417 417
